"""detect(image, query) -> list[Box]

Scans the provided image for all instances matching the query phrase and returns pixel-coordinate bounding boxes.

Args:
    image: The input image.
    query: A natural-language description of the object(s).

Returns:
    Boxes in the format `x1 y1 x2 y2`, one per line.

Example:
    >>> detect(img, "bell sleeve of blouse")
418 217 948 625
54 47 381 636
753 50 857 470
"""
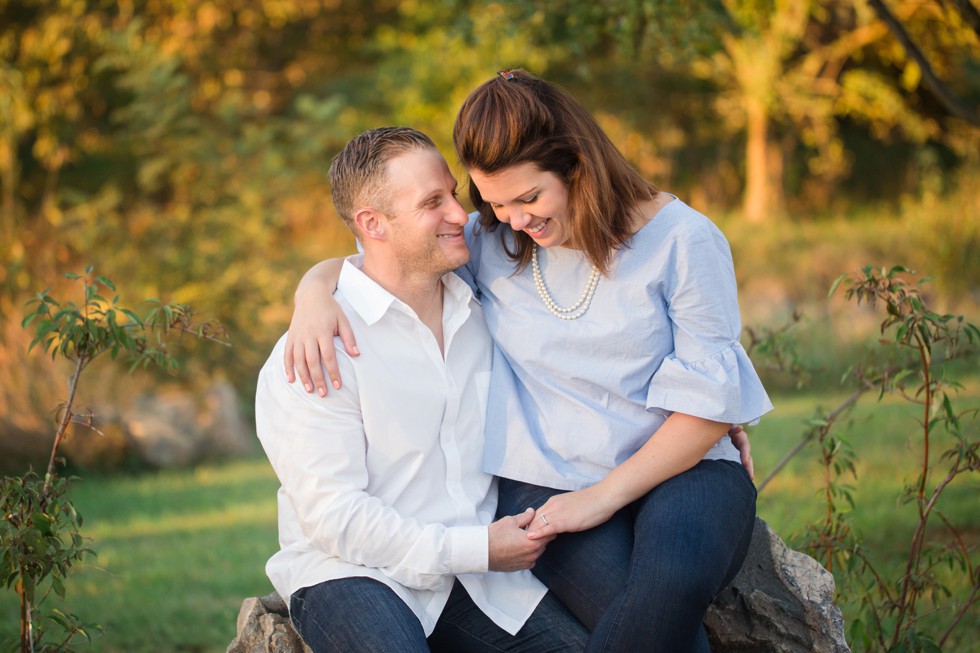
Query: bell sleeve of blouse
255 338 489 591
645 216 773 425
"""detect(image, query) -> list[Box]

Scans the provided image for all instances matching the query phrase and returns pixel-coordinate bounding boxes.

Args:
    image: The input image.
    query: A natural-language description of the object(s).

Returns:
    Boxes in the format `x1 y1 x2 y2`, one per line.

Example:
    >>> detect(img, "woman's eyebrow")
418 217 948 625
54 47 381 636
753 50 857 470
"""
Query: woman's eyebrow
488 187 538 204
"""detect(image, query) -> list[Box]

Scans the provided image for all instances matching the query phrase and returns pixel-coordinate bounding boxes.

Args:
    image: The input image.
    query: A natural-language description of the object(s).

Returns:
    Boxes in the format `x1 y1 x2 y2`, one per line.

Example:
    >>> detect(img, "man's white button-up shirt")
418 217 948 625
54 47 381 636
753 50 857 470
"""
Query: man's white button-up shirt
255 256 547 636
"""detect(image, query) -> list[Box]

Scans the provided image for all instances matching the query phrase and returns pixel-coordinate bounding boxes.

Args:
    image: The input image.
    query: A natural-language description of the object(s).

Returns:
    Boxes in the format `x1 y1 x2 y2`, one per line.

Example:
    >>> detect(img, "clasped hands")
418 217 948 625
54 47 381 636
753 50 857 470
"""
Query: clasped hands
487 487 619 572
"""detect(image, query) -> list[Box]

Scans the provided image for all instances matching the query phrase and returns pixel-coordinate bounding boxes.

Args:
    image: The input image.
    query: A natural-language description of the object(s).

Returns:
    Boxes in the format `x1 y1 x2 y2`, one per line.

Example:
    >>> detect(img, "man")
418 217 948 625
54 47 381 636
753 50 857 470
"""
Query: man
255 127 587 652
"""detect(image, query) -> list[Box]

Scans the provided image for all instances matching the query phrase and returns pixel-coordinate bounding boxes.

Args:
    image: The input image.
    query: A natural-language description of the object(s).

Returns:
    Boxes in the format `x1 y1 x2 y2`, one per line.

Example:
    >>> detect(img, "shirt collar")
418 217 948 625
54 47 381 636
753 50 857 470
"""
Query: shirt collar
338 255 474 326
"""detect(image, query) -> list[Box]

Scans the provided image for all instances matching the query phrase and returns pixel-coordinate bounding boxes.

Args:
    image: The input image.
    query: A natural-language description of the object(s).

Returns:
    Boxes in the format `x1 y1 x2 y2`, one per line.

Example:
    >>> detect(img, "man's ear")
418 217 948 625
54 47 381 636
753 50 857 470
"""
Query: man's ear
354 207 386 241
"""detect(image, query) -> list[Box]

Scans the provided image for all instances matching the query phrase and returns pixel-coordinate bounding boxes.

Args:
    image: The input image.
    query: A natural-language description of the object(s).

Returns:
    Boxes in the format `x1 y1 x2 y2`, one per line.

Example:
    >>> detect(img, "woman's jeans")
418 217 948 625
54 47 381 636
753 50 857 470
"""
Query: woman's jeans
290 576 588 652
496 459 757 653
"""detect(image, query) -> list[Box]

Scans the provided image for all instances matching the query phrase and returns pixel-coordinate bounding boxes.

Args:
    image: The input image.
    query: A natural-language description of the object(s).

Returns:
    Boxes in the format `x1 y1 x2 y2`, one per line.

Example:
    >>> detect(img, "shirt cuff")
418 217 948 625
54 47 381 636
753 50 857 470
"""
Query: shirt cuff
449 525 490 574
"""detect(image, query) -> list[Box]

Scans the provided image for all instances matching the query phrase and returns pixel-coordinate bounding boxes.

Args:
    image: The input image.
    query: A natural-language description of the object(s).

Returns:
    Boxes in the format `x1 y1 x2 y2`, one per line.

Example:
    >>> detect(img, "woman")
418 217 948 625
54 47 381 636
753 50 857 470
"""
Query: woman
286 69 772 652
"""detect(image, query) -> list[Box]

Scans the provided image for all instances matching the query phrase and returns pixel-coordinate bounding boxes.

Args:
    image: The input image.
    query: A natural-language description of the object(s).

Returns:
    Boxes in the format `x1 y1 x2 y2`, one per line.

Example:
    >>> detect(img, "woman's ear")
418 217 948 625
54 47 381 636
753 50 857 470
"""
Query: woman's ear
354 207 386 241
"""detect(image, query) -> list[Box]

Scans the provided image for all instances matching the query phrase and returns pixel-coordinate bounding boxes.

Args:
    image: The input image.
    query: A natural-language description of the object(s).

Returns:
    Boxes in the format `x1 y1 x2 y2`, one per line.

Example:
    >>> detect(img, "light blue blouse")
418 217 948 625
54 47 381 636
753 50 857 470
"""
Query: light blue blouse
459 197 773 492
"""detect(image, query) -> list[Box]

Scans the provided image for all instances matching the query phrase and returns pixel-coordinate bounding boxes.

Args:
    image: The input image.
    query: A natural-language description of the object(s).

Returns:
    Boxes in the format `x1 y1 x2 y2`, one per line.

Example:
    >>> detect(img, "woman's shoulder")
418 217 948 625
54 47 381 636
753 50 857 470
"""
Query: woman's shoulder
638 195 723 245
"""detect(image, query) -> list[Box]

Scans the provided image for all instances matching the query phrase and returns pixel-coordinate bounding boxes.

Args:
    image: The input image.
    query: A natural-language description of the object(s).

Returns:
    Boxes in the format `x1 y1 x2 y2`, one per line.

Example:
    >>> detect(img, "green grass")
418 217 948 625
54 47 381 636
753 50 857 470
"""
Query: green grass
2 383 978 652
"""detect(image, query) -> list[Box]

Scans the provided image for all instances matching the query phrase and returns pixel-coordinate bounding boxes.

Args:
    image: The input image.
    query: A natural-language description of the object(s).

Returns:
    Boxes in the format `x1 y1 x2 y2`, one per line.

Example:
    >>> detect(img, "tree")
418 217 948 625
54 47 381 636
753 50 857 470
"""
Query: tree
0 1 375 435
478 0 979 221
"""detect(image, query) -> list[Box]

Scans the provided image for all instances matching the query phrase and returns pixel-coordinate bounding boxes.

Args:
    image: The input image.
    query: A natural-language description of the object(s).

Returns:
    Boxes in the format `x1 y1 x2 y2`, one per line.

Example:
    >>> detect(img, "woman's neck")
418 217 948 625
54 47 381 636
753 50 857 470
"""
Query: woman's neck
556 193 671 252
631 193 673 233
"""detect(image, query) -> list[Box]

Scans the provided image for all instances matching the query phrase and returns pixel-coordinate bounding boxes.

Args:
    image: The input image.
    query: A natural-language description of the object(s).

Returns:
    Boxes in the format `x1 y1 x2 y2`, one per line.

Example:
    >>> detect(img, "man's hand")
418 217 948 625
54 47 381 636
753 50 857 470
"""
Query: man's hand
729 424 754 481
488 508 553 572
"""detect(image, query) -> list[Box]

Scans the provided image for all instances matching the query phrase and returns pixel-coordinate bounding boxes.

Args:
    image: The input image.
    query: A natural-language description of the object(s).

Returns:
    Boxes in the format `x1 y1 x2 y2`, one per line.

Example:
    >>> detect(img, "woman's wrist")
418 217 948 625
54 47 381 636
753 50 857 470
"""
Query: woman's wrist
295 260 342 304
294 279 334 306
590 475 634 515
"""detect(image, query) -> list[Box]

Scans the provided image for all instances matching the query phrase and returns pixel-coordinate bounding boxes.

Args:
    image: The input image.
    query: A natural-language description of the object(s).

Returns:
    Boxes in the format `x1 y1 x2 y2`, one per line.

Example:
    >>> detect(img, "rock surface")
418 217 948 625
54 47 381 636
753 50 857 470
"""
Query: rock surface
228 518 850 652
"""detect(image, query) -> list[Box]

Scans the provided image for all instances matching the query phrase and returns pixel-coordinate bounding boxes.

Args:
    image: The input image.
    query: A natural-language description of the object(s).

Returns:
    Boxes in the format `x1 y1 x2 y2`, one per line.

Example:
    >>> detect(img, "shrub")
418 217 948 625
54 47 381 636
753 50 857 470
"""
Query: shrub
1 269 225 653
754 266 979 652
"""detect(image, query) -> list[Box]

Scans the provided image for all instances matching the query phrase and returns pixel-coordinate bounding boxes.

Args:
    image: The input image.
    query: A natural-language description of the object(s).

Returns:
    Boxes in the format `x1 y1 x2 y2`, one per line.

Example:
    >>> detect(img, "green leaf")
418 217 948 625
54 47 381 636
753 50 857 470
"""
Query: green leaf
95 275 117 291
121 308 143 325
828 273 849 299
895 322 909 341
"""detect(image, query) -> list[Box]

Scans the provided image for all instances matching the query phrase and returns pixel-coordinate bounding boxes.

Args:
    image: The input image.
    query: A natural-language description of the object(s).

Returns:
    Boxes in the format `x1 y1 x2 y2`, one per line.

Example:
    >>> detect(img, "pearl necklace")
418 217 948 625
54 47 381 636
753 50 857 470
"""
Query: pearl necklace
531 245 600 320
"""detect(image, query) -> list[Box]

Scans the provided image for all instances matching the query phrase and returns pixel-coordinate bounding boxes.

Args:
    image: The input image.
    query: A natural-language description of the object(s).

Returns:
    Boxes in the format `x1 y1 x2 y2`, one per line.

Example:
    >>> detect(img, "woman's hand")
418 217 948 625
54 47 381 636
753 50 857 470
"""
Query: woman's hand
527 414 745 540
525 485 620 540
283 259 358 396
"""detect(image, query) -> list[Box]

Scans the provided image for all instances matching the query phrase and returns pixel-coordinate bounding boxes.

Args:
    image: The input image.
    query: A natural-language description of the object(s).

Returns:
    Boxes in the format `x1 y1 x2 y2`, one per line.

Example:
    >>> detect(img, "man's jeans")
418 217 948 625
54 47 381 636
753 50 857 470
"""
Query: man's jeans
290 576 588 652
496 459 757 653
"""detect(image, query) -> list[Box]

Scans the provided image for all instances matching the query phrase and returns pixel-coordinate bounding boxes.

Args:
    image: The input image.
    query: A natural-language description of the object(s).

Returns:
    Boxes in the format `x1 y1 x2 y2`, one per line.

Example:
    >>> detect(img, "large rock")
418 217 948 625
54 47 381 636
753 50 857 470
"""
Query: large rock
0 311 255 473
229 518 849 652
705 518 850 652
124 380 255 467
226 592 311 653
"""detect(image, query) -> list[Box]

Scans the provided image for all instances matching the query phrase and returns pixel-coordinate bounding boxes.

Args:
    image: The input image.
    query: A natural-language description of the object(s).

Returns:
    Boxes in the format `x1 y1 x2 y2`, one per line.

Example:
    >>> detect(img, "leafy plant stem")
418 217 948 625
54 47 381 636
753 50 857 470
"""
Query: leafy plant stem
42 355 86 501
941 583 980 647
917 334 931 513
890 333 933 646
18 577 33 653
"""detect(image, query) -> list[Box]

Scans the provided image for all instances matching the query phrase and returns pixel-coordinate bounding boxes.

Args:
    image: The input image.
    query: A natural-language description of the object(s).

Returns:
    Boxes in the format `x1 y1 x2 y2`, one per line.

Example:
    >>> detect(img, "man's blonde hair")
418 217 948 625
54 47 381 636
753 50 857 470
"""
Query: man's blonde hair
329 127 437 235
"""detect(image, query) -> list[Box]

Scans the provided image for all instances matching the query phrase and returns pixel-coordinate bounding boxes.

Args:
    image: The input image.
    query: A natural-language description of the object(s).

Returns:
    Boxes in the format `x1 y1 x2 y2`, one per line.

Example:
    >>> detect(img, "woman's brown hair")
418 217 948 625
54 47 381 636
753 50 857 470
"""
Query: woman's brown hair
452 69 657 274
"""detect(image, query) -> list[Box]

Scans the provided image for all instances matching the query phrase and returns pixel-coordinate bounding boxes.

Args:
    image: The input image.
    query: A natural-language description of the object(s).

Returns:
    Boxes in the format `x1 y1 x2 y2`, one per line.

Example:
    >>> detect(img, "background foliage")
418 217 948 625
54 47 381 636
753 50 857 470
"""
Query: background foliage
2 0 977 441
1 0 978 650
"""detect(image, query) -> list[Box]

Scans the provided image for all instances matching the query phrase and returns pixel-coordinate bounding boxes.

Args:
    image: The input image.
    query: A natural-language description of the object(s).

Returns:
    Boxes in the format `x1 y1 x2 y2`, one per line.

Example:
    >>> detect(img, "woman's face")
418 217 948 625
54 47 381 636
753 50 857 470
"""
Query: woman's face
469 163 573 249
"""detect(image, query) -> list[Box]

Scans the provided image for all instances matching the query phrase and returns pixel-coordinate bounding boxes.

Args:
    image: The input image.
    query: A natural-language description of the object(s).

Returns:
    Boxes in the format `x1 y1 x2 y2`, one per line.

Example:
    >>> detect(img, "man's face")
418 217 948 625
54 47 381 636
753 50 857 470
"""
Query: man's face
382 148 470 277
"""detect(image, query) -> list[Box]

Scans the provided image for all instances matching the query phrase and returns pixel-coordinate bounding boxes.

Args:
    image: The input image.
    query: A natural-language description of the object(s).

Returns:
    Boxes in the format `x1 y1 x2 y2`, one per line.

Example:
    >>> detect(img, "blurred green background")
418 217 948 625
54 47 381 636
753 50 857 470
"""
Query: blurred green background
2 0 978 651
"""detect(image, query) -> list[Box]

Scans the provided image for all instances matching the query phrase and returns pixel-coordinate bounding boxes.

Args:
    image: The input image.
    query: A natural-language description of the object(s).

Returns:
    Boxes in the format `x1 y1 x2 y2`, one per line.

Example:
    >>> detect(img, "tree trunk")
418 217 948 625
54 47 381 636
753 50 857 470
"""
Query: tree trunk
0 137 18 244
742 93 786 223
744 97 774 223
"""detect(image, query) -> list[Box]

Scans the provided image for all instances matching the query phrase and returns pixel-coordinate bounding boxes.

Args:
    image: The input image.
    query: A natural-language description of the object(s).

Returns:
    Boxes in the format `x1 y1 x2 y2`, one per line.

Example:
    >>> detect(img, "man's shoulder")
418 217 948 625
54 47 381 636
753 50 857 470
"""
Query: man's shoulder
257 332 357 403
256 334 292 394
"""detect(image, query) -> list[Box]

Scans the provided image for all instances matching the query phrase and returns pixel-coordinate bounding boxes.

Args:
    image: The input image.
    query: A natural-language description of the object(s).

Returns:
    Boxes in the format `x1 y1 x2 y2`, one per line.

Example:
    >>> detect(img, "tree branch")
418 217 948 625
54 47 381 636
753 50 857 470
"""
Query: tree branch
757 385 868 492
945 0 980 41
867 0 980 125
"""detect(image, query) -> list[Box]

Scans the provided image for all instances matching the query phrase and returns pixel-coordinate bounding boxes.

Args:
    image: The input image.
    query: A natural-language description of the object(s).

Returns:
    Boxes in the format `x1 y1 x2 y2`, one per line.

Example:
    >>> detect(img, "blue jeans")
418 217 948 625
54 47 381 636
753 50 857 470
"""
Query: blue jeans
290 576 588 652
496 459 757 653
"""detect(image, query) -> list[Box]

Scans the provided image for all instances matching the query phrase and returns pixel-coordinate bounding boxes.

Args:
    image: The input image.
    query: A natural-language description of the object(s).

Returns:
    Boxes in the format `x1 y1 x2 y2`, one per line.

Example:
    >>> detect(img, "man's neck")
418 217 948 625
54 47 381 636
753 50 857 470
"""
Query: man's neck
360 255 447 353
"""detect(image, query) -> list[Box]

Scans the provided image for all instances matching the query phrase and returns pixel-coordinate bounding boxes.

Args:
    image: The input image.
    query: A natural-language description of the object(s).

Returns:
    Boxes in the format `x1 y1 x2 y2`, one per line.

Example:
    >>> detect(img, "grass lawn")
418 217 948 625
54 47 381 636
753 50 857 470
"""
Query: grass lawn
2 382 978 652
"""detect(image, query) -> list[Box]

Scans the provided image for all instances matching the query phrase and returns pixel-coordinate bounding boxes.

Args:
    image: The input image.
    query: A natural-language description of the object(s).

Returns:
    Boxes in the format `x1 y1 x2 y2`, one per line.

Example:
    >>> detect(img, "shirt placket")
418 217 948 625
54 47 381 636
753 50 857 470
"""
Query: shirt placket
434 302 471 523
